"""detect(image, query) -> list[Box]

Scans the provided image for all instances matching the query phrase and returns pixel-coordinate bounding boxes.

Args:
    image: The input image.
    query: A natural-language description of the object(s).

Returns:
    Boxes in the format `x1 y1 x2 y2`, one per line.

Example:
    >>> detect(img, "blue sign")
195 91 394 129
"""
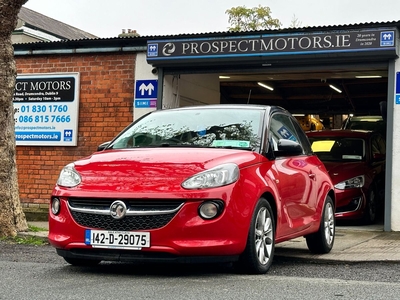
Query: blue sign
396 72 400 104
380 31 394 46
134 99 157 108
15 131 61 141
277 126 297 141
147 44 158 57
396 72 400 94
63 129 73 142
135 79 158 99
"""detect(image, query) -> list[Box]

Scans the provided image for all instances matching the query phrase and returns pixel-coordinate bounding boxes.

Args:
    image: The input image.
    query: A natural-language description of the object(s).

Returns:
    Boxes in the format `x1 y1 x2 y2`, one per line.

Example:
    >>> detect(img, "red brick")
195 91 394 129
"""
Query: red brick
15 52 136 205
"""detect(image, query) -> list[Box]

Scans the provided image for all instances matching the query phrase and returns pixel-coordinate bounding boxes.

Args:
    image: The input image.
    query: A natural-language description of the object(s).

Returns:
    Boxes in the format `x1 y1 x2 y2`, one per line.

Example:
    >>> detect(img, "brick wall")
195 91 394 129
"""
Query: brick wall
15 52 136 211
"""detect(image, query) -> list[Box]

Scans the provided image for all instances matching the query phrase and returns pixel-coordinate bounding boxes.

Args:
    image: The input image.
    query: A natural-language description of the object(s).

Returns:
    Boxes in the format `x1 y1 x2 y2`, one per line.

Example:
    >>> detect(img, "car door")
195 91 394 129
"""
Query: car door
268 113 319 238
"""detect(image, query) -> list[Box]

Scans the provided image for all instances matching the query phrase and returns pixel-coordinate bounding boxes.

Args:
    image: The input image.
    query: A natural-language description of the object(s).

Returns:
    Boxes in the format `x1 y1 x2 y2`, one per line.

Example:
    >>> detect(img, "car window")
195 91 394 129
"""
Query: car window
342 116 386 135
269 113 303 153
291 117 313 154
309 137 365 161
109 108 263 151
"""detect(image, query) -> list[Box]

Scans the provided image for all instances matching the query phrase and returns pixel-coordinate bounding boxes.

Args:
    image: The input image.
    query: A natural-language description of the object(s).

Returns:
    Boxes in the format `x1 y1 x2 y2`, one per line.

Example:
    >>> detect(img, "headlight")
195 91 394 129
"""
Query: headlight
181 163 239 189
57 163 81 187
334 175 364 190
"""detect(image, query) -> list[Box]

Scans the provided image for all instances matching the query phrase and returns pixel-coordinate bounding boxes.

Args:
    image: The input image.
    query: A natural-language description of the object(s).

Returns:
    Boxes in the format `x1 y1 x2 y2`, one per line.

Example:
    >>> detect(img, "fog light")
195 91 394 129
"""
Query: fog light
51 198 61 215
198 201 224 219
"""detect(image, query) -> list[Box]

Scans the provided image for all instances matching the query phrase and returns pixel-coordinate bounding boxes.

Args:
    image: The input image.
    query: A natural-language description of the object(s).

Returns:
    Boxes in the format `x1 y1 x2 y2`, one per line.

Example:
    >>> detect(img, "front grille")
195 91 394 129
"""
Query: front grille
68 198 184 231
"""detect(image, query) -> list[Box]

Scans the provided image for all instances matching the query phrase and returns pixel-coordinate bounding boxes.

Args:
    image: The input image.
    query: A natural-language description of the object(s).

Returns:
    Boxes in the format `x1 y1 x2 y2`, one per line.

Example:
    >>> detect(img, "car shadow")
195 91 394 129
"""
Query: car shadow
62 261 238 277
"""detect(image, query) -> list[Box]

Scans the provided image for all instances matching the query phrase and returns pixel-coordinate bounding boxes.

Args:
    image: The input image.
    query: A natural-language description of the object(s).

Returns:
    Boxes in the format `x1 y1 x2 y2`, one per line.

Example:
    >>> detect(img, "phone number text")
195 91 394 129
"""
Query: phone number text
17 115 71 123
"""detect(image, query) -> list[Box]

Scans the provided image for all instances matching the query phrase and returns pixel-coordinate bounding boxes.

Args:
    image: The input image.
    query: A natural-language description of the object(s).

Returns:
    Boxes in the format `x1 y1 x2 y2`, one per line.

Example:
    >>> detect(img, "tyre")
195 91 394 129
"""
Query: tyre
306 195 335 254
363 187 377 224
236 198 275 274
63 257 101 266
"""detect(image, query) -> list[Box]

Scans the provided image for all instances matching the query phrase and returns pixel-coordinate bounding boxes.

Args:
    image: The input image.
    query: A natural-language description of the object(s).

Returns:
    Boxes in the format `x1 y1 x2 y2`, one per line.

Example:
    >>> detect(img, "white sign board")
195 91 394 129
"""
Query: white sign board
13 73 80 146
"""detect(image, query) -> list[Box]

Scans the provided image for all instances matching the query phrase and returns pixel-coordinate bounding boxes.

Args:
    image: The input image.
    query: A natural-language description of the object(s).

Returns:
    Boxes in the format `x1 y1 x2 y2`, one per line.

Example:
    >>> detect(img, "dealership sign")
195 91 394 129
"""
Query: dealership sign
147 28 397 65
13 73 80 146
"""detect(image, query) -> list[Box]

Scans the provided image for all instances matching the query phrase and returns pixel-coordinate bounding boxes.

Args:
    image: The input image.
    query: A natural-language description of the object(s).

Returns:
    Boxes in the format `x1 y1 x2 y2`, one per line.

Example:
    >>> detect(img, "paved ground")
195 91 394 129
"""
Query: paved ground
23 221 400 263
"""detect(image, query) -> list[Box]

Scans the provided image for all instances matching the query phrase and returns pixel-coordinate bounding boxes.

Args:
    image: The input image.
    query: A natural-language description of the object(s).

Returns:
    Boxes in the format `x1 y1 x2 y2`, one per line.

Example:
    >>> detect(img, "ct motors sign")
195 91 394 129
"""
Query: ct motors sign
13 73 80 146
147 27 397 66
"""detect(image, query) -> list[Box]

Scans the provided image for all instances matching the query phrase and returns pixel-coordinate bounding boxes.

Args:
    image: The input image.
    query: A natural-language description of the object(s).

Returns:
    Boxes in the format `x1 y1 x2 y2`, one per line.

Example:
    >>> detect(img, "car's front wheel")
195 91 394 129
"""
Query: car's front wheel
237 198 275 274
306 195 335 253
363 187 377 224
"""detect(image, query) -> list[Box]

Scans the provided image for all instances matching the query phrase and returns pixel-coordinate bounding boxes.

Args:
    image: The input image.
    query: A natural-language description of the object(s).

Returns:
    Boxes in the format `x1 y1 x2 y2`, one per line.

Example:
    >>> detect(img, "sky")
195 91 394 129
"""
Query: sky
24 0 400 38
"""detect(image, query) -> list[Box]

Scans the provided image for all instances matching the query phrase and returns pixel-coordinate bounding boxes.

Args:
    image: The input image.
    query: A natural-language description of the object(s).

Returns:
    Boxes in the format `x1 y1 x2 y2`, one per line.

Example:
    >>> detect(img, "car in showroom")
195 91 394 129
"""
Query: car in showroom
49 104 335 274
307 129 386 224
341 115 386 136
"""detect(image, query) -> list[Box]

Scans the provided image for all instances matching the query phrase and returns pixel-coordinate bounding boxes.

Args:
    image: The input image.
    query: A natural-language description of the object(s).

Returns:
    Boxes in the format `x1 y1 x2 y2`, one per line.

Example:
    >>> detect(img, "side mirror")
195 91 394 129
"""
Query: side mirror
275 139 303 156
97 141 110 151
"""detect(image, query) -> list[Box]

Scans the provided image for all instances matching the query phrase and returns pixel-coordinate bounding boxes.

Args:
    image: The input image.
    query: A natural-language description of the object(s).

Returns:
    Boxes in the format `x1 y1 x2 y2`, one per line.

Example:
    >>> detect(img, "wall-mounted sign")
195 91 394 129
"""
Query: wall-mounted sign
135 79 158 99
396 72 400 105
147 28 397 66
134 79 158 109
13 73 80 146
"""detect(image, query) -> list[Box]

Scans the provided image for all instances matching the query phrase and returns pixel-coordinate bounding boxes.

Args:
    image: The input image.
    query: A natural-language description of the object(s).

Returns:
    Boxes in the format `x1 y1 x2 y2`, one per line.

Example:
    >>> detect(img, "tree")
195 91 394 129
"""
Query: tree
289 14 303 28
226 5 281 32
0 0 28 237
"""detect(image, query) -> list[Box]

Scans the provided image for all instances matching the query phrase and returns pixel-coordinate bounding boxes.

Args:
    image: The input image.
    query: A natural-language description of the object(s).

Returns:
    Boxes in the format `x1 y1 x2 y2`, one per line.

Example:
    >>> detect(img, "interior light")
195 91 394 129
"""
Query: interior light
257 82 274 91
219 76 230 79
329 84 342 93
355 75 382 78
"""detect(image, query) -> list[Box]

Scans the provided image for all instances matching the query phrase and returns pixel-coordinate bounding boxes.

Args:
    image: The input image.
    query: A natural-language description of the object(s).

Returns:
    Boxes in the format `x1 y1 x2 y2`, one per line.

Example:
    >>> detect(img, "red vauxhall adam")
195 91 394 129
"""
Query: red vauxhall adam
49 105 335 274
307 129 386 224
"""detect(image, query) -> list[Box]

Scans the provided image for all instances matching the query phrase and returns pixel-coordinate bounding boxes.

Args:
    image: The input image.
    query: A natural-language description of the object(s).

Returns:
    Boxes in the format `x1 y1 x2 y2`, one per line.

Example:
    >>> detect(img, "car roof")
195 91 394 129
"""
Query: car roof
348 115 383 122
148 104 289 115
306 129 378 138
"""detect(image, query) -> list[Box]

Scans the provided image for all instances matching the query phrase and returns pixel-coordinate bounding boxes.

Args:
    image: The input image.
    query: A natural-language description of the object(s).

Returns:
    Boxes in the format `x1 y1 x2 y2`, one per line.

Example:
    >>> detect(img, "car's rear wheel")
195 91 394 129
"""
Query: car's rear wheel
363 187 377 224
306 195 335 253
237 198 275 274
63 257 101 266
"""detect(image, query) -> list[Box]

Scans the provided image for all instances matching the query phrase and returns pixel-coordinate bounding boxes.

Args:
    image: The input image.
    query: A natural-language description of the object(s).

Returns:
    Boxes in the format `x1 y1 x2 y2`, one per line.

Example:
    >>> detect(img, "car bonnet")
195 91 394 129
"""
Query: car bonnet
69 148 262 193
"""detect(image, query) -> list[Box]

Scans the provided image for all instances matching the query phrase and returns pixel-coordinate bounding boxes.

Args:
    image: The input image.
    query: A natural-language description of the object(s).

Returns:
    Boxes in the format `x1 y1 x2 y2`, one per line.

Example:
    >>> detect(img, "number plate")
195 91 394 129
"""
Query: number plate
85 230 150 250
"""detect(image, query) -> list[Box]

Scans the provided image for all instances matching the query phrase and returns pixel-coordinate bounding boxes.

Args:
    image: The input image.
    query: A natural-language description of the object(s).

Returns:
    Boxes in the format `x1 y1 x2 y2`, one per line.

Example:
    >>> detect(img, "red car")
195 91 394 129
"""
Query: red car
49 104 335 274
307 129 386 224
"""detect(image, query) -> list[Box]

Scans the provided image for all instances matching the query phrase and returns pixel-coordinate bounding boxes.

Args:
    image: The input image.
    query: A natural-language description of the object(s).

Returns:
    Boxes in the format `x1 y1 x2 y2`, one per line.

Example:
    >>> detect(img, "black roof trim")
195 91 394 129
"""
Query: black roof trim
13 20 400 53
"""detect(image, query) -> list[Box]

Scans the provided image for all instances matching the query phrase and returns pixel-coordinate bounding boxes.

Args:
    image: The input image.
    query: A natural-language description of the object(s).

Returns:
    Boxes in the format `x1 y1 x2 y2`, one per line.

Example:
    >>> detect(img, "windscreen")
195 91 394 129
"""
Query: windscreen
109 107 263 151
309 137 365 162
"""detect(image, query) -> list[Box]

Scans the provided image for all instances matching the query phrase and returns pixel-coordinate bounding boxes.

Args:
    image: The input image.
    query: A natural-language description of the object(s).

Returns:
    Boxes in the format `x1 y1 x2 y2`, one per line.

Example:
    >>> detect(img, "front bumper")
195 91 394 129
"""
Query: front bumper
49 186 255 261
334 187 366 220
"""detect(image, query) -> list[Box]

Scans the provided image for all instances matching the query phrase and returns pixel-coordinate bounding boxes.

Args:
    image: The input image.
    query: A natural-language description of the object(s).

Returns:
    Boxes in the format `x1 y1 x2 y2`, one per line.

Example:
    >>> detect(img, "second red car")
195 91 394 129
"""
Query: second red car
307 129 386 224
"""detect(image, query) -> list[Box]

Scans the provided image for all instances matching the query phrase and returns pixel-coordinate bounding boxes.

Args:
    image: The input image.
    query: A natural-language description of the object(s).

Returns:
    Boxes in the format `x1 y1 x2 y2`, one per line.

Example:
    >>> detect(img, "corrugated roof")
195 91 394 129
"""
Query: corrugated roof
13 19 400 50
18 6 98 40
